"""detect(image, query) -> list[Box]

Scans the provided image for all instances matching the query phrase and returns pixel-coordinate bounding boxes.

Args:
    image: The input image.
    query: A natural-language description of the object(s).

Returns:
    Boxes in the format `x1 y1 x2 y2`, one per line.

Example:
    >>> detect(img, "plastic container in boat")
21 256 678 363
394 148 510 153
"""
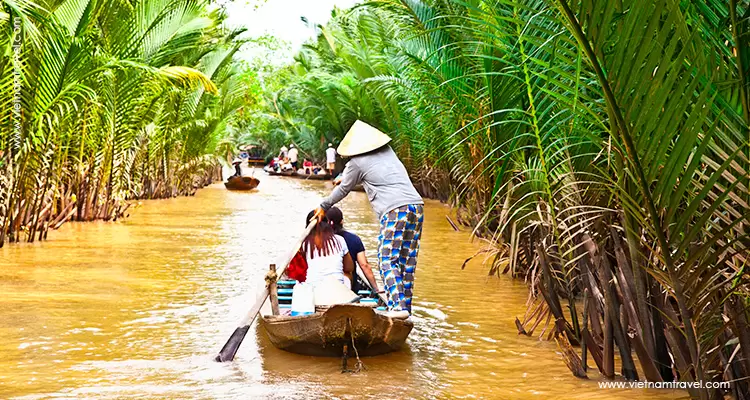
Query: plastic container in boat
290 282 315 316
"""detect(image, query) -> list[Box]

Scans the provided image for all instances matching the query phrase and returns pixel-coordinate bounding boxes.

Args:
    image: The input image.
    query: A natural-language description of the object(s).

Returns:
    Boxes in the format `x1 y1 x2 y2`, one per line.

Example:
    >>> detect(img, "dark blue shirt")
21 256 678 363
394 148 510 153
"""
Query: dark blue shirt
338 230 367 292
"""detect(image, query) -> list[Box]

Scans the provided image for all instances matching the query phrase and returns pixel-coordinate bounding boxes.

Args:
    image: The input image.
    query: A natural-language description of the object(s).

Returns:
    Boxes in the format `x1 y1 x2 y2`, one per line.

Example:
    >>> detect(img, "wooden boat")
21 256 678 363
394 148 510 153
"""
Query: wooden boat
260 278 412 357
224 176 259 190
264 168 297 177
293 173 331 181
261 303 413 357
239 145 267 166
246 157 266 166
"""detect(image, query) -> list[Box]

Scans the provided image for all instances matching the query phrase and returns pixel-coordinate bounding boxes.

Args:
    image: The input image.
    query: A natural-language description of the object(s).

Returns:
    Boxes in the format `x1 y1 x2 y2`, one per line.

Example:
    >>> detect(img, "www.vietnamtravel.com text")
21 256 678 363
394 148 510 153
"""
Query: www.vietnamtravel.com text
598 381 731 390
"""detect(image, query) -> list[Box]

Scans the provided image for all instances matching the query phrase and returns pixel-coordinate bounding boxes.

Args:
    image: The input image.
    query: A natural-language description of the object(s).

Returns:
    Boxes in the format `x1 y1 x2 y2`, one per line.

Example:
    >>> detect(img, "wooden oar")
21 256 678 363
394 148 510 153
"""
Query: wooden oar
214 219 317 362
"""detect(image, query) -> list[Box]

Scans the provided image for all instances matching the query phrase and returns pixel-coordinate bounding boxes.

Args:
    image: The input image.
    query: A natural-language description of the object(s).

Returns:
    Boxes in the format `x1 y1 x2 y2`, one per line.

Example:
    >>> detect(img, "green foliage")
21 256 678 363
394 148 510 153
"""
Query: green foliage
0 0 250 240
243 0 750 395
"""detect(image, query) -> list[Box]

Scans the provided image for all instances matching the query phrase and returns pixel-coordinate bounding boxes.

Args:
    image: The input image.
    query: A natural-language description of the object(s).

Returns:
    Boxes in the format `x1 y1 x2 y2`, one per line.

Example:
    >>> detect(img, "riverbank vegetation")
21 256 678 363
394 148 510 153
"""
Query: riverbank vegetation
0 0 247 245
242 1 750 398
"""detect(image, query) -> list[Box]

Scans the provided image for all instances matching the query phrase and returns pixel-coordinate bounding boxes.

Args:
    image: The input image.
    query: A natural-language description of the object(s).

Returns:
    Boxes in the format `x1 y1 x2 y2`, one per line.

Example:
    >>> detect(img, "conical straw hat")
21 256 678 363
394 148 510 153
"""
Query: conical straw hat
337 120 392 157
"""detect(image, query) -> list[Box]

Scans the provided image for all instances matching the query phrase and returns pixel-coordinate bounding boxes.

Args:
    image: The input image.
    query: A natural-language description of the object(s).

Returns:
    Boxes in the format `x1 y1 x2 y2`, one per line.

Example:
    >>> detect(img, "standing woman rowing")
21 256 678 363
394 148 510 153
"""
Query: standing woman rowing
314 121 424 319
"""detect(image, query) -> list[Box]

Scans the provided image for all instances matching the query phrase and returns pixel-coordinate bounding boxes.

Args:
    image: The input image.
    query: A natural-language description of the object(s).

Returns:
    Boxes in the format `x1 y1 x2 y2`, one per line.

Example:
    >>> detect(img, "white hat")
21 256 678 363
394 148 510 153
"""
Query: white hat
337 120 391 157
313 279 359 306
290 144 295 148
328 143 333 147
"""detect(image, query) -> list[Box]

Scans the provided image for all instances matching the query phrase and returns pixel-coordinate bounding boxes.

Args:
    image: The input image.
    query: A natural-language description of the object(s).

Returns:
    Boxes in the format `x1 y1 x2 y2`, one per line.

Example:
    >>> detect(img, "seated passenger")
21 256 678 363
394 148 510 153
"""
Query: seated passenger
280 161 294 171
299 211 358 307
326 207 382 294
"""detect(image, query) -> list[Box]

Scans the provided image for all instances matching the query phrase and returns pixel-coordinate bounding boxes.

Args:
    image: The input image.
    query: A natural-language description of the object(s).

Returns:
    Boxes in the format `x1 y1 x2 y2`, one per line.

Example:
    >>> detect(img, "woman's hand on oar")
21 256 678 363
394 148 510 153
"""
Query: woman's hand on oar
214 219 317 362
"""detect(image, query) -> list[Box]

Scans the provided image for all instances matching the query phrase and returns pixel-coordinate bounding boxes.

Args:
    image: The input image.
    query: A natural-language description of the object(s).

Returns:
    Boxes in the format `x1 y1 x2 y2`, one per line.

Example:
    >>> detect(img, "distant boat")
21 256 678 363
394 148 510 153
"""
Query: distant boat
224 176 260 190
239 144 267 166
246 157 266 166
293 173 331 181
264 169 296 177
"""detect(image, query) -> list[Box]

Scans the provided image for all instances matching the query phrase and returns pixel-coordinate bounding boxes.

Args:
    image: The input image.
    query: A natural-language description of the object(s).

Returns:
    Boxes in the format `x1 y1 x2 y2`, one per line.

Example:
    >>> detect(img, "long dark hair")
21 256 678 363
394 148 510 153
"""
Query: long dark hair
326 207 344 234
303 210 340 258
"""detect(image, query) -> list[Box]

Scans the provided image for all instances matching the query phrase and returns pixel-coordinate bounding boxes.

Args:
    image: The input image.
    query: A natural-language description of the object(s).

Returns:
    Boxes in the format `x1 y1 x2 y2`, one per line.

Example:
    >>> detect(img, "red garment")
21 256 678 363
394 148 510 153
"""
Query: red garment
286 250 308 282
303 160 313 167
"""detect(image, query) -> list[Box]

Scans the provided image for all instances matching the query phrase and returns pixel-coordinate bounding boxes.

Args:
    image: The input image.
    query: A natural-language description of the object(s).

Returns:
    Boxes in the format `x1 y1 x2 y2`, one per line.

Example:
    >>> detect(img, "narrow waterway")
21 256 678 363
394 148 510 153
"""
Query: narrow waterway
0 175 683 399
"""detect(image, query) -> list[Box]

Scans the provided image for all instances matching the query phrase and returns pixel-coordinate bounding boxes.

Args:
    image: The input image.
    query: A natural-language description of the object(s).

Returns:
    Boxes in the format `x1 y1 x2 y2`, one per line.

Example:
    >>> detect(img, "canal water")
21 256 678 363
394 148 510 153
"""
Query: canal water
0 175 683 399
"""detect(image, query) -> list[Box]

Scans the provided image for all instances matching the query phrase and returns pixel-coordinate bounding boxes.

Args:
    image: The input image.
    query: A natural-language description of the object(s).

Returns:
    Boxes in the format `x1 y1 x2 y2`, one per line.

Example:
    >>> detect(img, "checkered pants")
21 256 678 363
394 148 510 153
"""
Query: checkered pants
378 204 424 312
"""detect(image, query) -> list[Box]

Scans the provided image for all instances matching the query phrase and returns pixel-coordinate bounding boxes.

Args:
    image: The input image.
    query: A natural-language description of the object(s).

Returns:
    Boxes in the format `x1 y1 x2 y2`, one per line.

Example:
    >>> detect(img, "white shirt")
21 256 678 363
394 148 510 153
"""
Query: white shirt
326 147 336 164
288 147 299 163
305 235 349 286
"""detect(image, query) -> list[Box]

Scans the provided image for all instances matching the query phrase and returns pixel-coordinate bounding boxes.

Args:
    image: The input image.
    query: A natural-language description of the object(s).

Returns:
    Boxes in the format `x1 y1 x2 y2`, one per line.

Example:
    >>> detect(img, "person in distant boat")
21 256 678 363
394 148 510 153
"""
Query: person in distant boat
326 207 382 295
230 158 242 179
265 157 279 172
279 145 288 159
313 120 424 319
326 143 337 175
288 144 299 170
272 157 284 172
280 160 294 172
301 210 358 305
303 159 313 174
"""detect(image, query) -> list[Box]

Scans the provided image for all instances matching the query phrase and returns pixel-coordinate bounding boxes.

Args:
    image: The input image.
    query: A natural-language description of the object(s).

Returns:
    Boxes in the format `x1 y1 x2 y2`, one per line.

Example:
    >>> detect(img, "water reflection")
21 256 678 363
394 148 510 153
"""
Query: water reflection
0 174 683 399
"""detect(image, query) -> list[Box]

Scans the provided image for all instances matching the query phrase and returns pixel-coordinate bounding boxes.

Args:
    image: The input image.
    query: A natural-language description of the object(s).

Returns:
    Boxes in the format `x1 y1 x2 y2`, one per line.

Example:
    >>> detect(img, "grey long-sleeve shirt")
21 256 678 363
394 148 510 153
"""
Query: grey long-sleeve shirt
320 146 424 219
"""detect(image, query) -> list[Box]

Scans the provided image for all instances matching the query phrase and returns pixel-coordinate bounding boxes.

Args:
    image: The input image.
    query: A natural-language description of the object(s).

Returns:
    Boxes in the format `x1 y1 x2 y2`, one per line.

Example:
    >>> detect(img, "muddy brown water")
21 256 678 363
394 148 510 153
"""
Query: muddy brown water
0 175 684 399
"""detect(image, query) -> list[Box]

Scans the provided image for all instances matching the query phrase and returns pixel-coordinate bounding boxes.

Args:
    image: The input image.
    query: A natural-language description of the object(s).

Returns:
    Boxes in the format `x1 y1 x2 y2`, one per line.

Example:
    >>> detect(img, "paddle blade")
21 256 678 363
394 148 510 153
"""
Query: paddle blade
214 325 251 362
